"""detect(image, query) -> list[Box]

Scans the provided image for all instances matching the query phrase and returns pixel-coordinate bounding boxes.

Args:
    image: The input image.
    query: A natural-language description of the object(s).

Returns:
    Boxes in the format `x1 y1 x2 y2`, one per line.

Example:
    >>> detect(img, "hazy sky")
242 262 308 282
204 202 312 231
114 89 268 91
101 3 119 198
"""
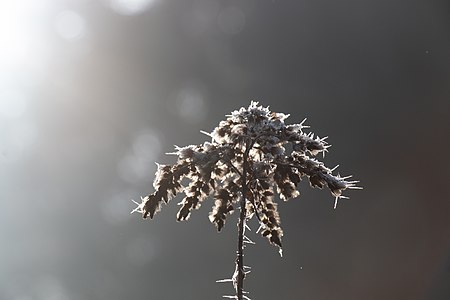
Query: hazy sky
1 0 449 299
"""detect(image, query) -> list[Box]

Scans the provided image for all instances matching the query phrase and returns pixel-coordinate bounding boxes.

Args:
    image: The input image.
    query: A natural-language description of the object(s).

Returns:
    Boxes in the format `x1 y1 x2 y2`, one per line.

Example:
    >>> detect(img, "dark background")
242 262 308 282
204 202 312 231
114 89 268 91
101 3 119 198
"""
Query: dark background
1 0 449 299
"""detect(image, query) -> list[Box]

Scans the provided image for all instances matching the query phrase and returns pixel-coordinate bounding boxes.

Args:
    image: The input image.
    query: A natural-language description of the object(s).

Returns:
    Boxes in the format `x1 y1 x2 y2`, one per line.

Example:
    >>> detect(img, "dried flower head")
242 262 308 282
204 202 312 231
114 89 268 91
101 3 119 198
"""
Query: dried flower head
133 101 361 249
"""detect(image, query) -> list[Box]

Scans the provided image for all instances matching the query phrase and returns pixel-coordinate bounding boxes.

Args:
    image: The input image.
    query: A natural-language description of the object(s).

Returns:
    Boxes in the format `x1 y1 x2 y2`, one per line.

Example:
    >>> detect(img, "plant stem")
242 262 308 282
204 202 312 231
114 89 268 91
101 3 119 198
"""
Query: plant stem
236 141 251 300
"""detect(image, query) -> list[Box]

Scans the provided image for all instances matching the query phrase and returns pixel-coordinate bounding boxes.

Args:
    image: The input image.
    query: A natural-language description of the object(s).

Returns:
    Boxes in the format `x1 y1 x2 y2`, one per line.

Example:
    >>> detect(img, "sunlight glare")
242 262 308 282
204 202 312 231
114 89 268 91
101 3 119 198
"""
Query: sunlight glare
102 191 134 225
0 1 48 69
132 130 162 162
55 10 86 41
175 86 207 122
109 0 157 16
117 130 161 183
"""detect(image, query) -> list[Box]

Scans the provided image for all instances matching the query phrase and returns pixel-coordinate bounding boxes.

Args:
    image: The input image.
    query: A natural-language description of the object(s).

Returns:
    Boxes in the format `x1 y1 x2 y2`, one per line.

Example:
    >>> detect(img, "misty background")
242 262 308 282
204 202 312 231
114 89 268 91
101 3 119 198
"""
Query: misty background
1 0 449 299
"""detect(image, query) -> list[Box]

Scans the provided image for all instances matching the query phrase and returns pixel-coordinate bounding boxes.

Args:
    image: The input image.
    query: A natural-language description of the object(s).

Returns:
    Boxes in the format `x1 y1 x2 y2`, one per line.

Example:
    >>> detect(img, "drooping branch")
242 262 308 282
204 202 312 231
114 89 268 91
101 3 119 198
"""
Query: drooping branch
273 153 360 208
137 161 191 219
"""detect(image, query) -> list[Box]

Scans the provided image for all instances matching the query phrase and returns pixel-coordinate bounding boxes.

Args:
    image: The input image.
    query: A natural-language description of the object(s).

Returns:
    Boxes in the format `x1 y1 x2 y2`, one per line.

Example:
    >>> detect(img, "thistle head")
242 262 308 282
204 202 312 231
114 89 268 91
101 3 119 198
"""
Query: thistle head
133 101 361 249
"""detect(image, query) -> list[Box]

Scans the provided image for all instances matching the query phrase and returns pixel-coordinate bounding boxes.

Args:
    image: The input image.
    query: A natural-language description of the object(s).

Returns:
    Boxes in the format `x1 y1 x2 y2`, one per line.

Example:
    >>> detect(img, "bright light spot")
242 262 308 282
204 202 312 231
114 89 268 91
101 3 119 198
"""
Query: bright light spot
175 86 207 122
1 121 38 163
0 1 49 69
0 90 27 119
126 236 158 266
101 191 134 225
181 0 220 37
109 0 157 16
55 10 86 41
181 9 210 37
217 6 245 35
117 154 149 183
117 130 161 183
132 131 161 162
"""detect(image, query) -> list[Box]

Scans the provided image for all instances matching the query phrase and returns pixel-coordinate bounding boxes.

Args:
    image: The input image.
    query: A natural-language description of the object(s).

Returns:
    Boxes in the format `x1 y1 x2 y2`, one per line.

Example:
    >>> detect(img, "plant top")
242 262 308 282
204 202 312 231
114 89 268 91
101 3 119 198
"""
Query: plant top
132 101 360 250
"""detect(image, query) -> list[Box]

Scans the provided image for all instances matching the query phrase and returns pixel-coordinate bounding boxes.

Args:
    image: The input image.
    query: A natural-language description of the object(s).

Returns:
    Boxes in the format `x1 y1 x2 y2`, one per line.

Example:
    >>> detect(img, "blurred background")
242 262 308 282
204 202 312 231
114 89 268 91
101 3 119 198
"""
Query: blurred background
1 0 449 299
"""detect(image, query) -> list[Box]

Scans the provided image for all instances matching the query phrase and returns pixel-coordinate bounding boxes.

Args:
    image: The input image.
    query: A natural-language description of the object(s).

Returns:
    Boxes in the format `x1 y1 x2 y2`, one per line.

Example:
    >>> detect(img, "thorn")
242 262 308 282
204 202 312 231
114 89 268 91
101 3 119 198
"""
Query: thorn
130 207 141 214
200 130 213 137
345 180 360 184
330 164 340 172
243 236 255 244
216 279 233 283
256 223 264 234
130 199 143 214
300 118 309 128
348 186 363 190
200 130 217 142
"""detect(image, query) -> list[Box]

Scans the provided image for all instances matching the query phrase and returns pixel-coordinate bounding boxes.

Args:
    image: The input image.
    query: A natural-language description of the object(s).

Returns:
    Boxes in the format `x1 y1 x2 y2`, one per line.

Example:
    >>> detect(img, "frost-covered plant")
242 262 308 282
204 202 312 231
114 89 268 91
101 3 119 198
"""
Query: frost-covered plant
132 102 360 300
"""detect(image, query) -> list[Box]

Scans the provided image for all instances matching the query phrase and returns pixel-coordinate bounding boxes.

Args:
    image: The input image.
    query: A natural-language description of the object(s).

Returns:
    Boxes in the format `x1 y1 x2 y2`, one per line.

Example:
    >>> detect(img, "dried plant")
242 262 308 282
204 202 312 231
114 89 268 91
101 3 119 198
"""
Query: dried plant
132 102 360 300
